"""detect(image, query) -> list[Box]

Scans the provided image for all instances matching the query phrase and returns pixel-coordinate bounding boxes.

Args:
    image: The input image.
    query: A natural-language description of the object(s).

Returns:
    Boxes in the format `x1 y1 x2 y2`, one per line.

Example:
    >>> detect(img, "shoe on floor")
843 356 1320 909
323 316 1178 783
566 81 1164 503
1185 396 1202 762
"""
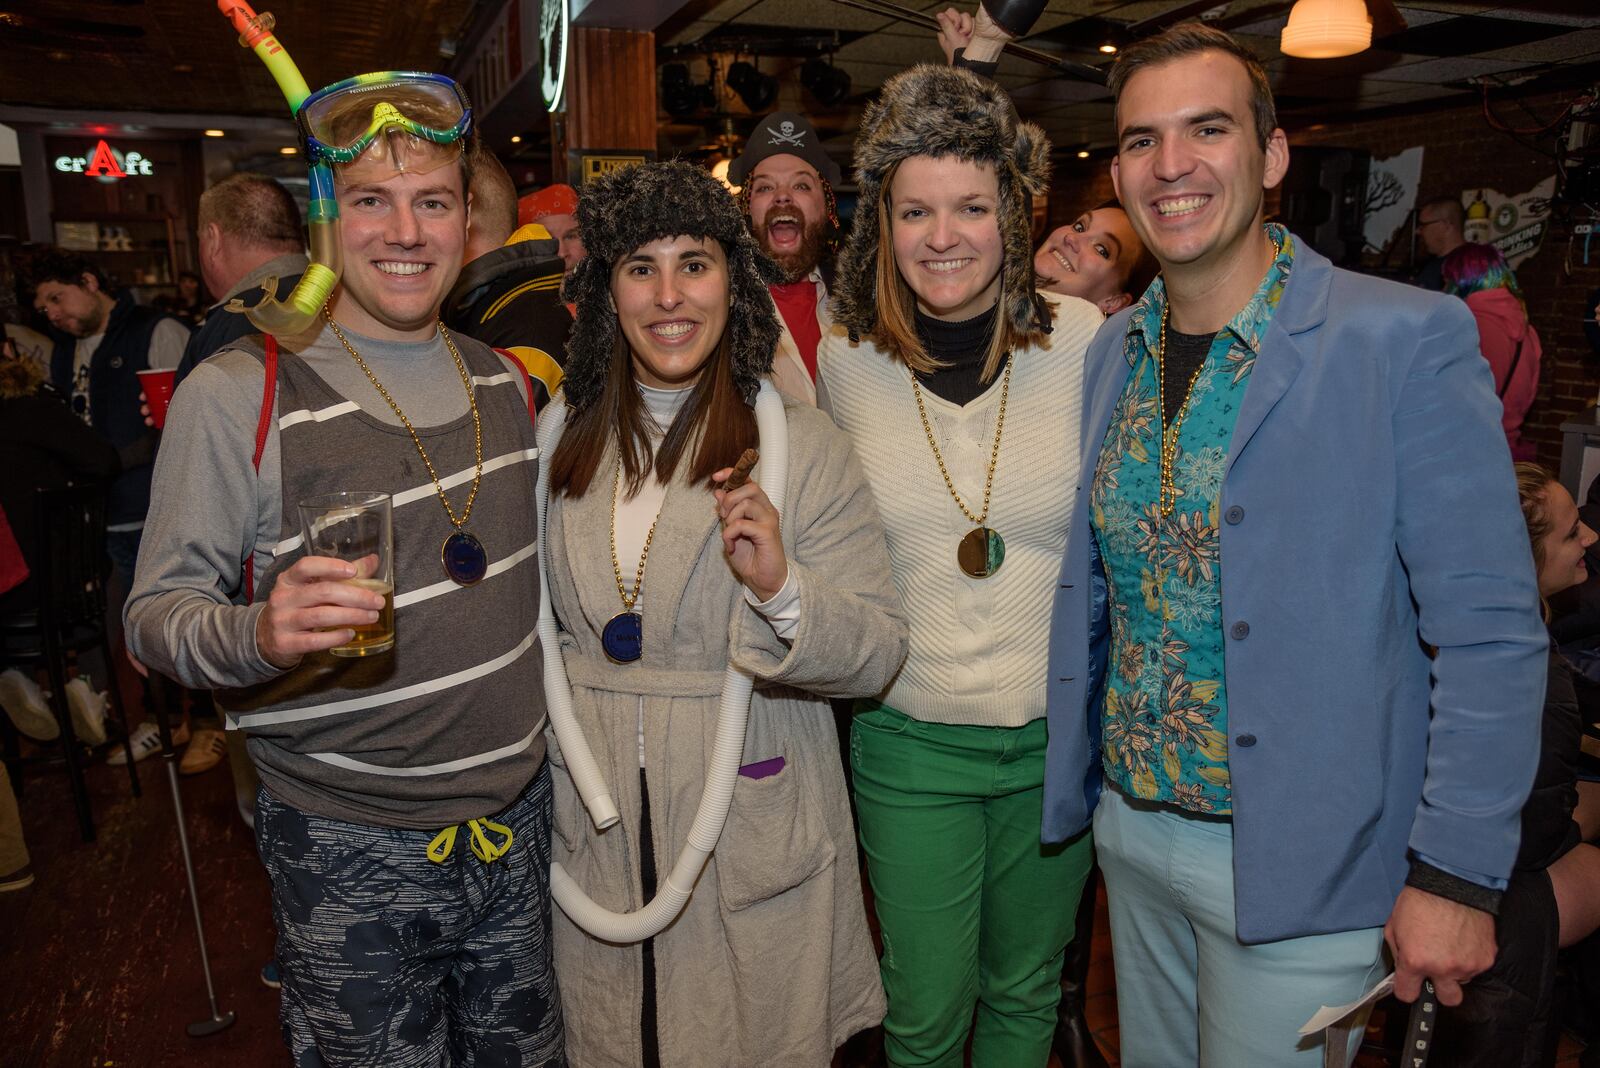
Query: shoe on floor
0 864 34 892
260 961 281 989
64 675 107 746
107 719 189 765
179 728 227 775
0 669 58 742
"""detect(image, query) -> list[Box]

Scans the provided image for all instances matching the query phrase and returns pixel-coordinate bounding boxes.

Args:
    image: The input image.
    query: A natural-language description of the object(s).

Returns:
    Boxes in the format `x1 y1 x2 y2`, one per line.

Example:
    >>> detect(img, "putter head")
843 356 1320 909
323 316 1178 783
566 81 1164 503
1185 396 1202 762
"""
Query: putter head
187 1011 237 1037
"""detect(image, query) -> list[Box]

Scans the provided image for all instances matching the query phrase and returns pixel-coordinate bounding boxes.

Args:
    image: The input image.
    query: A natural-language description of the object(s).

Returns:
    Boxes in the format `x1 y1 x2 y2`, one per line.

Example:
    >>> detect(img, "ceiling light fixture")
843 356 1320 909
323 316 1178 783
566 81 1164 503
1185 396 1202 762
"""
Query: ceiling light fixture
1098 43 1117 54
726 60 778 113
801 57 852 108
1077 149 1091 159
204 129 225 138
1281 0 1372 58
510 135 522 144
279 146 298 155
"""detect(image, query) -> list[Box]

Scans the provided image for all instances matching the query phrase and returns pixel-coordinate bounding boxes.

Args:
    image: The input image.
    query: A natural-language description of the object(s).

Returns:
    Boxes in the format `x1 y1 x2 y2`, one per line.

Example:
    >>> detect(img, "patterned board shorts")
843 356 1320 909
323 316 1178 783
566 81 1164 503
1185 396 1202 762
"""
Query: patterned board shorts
255 764 567 1068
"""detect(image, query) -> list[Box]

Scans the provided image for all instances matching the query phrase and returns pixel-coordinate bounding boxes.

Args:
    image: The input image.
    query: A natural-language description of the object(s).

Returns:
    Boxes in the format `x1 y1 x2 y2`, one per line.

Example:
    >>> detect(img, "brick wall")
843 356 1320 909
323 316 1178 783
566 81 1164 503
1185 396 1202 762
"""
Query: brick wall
1044 91 1600 468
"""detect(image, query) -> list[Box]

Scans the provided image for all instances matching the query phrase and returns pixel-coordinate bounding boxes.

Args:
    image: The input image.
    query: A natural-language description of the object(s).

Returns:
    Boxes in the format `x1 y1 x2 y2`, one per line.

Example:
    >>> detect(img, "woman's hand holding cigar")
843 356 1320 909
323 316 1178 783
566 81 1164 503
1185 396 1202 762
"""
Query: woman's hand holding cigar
712 449 787 601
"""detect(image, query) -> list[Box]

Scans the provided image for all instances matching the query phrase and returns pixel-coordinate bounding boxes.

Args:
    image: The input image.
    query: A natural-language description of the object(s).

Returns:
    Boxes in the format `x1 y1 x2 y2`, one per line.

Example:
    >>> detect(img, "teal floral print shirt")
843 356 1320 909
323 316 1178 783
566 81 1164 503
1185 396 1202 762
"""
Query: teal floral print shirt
1090 224 1295 814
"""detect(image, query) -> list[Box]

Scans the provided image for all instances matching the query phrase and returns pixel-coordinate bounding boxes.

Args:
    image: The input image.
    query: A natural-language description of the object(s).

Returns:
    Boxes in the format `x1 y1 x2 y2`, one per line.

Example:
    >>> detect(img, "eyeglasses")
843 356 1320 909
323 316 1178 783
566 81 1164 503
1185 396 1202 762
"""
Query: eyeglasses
297 72 471 169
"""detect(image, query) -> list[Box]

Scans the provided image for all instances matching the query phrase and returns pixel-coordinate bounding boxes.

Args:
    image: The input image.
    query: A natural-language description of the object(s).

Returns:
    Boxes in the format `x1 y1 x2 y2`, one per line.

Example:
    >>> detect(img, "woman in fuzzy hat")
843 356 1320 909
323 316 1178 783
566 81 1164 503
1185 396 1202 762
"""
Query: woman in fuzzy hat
817 63 1106 1067
538 159 906 1067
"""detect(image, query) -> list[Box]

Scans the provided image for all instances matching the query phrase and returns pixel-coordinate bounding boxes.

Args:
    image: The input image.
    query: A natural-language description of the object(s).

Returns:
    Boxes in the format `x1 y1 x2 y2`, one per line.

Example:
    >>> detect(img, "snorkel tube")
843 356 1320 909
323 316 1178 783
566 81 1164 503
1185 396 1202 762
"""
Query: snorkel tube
216 1 341 335
534 381 789 943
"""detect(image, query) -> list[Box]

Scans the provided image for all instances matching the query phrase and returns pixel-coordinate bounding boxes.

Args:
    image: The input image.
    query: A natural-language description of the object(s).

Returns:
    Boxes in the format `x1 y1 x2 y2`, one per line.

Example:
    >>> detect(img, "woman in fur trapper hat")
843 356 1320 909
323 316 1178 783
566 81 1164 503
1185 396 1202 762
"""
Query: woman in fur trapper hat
816 64 1106 1066
539 159 905 1067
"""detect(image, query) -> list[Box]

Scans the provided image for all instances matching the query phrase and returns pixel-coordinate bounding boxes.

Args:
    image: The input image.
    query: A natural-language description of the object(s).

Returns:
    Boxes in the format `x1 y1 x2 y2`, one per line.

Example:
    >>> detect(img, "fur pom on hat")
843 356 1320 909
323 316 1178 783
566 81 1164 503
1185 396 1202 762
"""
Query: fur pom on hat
561 160 783 412
831 64 1052 340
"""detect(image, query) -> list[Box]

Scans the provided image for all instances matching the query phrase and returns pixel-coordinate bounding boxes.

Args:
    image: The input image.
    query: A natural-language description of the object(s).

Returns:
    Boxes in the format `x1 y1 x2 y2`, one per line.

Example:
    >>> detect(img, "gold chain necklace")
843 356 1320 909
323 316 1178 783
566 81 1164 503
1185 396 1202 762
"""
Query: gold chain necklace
911 356 1013 578
601 457 661 663
1155 229 1283 517
324 309 489 585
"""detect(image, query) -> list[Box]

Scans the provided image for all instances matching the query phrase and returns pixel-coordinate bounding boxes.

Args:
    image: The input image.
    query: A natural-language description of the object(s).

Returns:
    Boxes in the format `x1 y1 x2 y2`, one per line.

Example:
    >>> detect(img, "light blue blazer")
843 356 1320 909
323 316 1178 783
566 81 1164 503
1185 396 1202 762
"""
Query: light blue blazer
1043 239 1548 944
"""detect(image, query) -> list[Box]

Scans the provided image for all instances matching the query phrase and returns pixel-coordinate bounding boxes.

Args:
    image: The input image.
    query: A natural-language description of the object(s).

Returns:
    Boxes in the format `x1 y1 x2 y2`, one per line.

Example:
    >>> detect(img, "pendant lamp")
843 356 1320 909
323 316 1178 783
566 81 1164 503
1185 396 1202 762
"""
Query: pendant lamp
1281 0 1372 58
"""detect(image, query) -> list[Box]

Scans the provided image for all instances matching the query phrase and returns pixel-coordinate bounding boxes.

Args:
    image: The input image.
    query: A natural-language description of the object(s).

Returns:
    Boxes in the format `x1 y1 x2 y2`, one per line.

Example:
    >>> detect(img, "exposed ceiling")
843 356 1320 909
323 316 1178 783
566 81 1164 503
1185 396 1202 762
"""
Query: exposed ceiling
651 1 1600 163
0 0 479 116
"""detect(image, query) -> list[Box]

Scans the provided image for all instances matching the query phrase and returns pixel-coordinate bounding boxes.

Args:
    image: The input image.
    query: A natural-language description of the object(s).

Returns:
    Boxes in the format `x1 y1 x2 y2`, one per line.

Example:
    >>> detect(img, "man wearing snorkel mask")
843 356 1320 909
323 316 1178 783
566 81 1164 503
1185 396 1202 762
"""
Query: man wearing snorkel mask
126 73 564 1067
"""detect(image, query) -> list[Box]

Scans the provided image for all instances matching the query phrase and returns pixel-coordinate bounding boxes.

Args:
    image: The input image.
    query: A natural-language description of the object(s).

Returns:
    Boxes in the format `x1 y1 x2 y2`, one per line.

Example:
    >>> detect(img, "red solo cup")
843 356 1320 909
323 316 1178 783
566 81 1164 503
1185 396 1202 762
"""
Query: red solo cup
137 368 176 429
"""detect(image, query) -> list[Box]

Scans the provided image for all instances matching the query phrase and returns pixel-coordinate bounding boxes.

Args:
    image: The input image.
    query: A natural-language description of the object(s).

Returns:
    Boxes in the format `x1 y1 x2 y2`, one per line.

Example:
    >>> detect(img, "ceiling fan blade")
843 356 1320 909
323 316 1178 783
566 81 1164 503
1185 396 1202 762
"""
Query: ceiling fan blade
1367 0 1407 38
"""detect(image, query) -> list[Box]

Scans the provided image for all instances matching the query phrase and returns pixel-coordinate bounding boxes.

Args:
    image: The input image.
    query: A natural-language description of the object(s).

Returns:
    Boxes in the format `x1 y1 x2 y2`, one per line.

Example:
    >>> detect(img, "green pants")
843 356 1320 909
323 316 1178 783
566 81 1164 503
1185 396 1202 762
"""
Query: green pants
851 702 1093 1068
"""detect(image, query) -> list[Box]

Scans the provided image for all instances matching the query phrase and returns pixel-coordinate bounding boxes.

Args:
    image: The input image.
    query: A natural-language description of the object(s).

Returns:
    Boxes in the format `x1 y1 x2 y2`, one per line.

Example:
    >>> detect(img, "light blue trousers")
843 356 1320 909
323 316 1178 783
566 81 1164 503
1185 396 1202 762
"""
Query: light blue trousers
1094 786 1387 1067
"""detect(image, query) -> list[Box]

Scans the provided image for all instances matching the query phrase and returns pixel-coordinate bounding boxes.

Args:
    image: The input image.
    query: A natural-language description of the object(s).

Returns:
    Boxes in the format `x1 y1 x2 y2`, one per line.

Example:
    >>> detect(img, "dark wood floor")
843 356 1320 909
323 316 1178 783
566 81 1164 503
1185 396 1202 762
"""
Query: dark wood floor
0 747 1587 1068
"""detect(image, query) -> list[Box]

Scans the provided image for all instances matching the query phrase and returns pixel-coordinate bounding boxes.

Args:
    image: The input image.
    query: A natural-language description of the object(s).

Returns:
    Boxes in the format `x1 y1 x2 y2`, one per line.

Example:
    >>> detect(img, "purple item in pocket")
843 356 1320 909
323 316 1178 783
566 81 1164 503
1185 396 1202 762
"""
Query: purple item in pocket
737 756 786 780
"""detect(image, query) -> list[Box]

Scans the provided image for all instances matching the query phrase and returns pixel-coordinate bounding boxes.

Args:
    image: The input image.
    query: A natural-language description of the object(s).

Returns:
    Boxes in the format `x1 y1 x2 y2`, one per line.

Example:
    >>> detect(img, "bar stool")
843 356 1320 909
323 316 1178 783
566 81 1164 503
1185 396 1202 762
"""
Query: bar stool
0 483 140 841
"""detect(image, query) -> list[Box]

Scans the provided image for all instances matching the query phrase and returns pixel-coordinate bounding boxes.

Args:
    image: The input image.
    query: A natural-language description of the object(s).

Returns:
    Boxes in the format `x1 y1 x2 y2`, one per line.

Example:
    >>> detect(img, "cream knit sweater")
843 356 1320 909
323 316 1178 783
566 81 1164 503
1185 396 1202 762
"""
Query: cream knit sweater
818 294 1104 726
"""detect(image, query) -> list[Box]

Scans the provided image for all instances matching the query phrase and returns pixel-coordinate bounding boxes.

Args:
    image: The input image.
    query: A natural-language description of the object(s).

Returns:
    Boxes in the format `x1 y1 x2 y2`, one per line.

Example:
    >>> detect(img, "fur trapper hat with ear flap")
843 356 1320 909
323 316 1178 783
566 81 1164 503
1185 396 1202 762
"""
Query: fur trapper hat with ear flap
831 63 1053 340
560 160 783 412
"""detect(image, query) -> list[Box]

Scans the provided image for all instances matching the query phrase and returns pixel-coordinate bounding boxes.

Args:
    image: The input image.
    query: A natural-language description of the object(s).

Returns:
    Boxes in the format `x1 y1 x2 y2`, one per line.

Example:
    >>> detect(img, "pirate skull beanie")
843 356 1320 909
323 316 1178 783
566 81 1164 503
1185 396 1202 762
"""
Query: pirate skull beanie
560 159 783 413
729 111 843 188
831 64 1053 341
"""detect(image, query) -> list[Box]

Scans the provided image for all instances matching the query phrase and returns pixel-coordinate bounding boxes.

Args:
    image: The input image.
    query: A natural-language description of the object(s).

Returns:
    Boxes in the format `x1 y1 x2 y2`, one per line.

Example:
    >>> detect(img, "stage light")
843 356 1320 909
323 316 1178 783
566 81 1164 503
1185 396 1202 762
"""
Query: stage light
726 61 778 113
801 57 852 108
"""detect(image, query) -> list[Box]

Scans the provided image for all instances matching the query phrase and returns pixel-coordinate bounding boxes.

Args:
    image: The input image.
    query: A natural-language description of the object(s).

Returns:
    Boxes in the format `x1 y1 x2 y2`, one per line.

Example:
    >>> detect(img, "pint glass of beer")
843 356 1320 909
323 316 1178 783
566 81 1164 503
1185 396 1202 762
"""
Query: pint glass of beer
298 491 395 657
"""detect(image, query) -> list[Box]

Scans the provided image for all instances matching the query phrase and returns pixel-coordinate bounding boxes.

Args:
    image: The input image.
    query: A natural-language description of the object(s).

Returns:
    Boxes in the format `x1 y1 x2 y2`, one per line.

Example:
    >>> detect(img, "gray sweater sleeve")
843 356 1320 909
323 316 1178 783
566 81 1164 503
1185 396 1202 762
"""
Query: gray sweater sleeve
124 352 284 690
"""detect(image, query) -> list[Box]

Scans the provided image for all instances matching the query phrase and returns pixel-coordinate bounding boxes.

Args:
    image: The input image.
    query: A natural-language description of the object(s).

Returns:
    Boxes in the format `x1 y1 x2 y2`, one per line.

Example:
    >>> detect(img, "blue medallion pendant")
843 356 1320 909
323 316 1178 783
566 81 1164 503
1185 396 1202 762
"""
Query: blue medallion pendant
441 531 489 585
602 612 643 663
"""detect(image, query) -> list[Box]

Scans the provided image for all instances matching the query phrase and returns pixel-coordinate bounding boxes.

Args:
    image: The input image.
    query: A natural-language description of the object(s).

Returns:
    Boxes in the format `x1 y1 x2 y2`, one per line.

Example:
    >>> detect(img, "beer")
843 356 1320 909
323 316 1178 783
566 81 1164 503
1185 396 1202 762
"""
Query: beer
333 577 395 656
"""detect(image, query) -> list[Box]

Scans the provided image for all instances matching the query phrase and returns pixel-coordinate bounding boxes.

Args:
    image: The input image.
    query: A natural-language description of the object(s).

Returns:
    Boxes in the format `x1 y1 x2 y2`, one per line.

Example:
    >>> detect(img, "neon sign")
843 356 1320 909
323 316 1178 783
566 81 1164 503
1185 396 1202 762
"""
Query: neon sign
53 140 154 180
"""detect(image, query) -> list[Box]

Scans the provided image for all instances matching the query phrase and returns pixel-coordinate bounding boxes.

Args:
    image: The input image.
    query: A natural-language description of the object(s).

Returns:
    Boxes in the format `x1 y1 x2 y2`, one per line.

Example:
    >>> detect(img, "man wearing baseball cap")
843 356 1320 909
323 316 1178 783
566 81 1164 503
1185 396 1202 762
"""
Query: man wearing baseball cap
519 183 586 278
729 111 842 406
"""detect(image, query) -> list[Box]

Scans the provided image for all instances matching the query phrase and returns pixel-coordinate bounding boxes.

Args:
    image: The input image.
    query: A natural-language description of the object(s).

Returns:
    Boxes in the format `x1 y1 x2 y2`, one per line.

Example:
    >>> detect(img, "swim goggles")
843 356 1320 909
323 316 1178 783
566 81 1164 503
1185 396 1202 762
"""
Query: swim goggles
297 71 472 170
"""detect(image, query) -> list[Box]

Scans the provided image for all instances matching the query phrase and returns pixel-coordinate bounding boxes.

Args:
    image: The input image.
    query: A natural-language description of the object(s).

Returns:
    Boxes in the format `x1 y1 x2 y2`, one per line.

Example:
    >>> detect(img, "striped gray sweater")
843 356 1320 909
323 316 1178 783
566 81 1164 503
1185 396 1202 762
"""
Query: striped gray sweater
126 319 546 827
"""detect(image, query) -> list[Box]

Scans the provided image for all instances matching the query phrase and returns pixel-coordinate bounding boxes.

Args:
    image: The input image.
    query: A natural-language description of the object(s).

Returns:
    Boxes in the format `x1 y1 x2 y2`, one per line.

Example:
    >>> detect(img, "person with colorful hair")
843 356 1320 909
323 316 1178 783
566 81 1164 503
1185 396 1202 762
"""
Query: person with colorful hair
540 159 904 1067
126 72 565 1066
1444 241 1542 461
729 111 842 405
818 63 1105 1067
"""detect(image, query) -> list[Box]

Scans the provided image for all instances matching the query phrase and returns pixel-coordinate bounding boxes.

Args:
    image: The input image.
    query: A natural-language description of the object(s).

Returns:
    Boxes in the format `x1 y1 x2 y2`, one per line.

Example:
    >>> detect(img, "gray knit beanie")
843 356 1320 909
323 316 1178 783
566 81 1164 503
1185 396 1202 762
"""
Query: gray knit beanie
561 160 783 412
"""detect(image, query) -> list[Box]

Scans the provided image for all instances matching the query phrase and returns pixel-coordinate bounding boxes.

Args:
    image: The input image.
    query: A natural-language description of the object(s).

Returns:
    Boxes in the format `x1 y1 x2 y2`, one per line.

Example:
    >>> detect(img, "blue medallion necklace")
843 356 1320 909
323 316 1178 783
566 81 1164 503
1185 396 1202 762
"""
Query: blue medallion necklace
604 457 659 663
327 311 489 585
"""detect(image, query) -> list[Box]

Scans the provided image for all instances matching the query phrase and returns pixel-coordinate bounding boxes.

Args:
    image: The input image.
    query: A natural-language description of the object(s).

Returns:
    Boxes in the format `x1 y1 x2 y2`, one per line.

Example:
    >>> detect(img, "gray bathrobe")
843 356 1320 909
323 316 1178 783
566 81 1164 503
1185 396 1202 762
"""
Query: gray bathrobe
542 398 906 1068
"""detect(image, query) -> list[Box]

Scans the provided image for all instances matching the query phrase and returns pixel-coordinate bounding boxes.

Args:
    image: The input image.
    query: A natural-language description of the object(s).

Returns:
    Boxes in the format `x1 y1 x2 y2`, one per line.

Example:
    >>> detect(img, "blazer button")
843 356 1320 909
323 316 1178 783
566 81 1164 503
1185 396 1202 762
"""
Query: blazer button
1225 505 1245 524
1230 621 1250 639
1235 733 1257 748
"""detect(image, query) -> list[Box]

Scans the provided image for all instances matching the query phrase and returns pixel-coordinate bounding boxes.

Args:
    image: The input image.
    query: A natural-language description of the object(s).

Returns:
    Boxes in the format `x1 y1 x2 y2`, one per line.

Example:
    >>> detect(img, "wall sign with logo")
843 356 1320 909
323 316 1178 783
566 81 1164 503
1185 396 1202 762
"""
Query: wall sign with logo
568 149 651 187
541 0 569 112
1461 177 1557 269
53 139 154 181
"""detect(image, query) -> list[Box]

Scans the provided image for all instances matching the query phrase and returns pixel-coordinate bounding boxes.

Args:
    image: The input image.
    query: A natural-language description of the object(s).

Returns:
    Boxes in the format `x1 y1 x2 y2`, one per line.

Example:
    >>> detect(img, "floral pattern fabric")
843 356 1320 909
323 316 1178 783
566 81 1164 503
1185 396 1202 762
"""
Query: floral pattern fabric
1091 225 1295 814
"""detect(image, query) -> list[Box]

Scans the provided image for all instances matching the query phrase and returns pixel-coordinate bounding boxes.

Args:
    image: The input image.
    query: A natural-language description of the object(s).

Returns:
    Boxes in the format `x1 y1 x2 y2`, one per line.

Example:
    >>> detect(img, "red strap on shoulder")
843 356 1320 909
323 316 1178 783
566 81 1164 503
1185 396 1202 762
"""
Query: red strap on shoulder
494 347 538 432
244 335 280 602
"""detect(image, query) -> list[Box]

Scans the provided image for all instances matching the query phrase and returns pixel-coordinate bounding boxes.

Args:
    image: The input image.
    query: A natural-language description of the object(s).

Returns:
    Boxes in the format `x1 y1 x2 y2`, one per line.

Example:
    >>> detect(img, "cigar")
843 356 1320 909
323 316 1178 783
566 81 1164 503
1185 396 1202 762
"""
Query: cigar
719 448 760 491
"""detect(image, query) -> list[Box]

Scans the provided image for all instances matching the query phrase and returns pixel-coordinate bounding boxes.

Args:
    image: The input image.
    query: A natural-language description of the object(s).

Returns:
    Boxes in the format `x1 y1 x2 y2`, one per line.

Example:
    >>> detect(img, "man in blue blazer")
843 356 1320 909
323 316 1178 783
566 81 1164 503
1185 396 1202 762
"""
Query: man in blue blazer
1043 22 1547 1067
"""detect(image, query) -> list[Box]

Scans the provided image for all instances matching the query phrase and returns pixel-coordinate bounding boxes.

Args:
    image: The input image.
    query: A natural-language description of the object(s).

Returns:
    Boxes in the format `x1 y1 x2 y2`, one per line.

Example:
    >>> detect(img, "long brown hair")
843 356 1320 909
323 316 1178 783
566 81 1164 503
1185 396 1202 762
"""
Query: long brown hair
870 159 1046 384
547 329 756 498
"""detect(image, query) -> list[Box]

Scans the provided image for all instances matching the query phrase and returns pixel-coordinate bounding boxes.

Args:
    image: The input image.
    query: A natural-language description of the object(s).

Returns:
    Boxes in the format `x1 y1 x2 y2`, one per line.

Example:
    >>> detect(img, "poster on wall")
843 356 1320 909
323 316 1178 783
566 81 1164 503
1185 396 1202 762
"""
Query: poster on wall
1461 177 1556 268
1363 146 1424 255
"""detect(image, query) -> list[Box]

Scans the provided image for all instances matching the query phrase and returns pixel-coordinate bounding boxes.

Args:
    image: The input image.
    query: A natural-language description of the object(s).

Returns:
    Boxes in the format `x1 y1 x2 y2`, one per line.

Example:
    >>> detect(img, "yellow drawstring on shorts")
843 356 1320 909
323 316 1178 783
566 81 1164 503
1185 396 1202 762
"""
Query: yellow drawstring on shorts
427 818 514 863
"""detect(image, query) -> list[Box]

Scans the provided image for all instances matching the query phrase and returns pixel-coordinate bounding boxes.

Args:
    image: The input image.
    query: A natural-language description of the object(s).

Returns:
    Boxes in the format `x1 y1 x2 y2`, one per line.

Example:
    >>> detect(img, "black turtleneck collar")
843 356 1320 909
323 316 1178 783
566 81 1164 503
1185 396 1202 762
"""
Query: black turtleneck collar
913 303 1006 407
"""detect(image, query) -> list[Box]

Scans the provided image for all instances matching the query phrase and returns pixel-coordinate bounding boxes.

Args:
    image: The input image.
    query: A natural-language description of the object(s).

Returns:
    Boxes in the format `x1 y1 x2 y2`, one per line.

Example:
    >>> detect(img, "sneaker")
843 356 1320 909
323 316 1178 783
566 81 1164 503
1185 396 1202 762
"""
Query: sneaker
64 676 107 746
0 669 58 742
107 719 189 765
0 864 34 892
260 961 281 989
179 728 227 775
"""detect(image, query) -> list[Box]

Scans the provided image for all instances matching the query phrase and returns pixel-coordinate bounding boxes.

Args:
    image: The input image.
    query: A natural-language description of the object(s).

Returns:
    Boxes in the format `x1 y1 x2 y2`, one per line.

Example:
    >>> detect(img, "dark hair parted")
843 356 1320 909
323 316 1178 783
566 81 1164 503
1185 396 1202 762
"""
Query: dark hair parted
549 160 781 499
20 247 107 297
833 64 1054 383
1108 22 1278 149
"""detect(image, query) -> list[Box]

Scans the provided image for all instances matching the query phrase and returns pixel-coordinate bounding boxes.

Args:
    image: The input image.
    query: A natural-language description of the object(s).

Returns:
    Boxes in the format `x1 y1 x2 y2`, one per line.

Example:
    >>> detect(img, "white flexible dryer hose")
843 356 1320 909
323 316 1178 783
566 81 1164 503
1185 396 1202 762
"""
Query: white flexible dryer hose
535 379 789 943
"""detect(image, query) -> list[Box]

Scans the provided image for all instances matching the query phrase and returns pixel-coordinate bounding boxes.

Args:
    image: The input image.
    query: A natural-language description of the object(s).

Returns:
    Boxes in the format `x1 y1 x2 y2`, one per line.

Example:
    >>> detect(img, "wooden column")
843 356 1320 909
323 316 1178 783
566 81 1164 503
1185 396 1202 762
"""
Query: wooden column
555 26 657 184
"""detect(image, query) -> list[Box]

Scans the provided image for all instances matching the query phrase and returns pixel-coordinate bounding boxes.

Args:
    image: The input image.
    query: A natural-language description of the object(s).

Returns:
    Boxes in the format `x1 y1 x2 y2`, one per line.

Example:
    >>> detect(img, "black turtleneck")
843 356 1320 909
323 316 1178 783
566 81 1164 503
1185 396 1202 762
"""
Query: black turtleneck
913 304 1007 406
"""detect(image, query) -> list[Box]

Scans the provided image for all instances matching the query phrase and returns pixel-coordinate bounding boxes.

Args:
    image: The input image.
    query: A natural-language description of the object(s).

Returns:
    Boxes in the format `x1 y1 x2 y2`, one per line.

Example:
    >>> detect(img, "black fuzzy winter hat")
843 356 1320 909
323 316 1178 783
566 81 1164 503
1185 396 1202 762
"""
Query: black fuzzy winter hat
560 160 783 413
832 64 1052 340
